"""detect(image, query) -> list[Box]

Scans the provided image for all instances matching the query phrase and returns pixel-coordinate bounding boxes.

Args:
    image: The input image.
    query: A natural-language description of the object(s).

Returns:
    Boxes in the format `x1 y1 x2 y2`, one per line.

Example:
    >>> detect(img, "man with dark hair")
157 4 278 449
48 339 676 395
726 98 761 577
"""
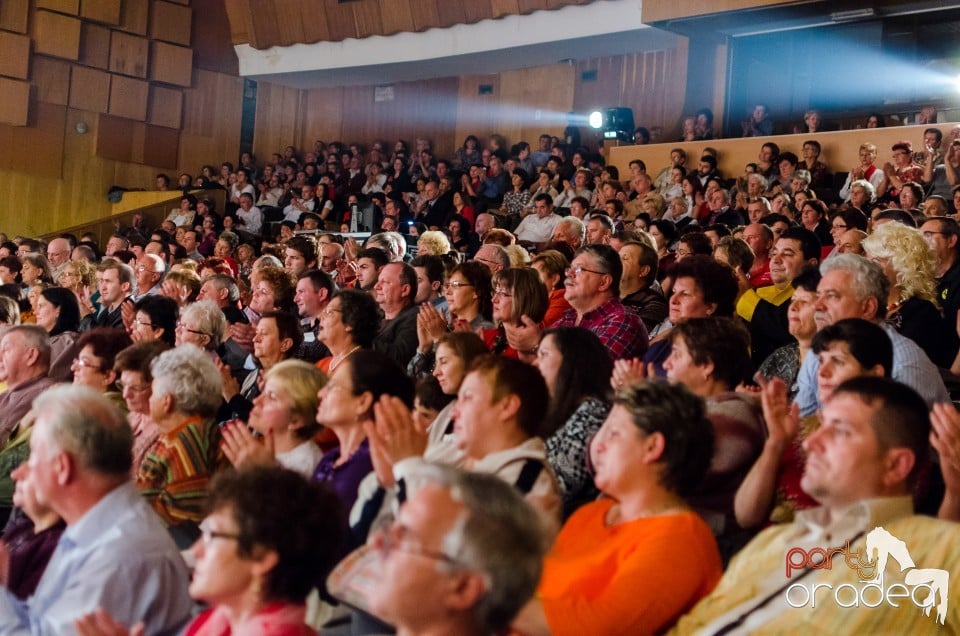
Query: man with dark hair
84 258 134 331
514 194 561 245
412 254 446 311
921 216 960 362
284 236 318 277
355 247 390 292
373 262 419 367
618 241 667 331
677 376 960 634
738 227 821 366
0 385 192 633
294 269 334 363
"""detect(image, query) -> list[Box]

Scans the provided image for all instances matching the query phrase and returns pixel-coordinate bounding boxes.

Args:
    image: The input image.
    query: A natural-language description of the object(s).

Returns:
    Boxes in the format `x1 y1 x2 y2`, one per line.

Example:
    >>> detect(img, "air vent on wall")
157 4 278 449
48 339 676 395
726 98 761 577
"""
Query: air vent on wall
581 70 598 81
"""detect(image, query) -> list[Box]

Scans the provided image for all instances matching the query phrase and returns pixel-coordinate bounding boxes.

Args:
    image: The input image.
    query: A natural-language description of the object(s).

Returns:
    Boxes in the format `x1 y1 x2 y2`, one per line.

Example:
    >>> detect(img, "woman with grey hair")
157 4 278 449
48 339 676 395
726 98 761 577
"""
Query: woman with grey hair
136 345 224 535
175 300 226 352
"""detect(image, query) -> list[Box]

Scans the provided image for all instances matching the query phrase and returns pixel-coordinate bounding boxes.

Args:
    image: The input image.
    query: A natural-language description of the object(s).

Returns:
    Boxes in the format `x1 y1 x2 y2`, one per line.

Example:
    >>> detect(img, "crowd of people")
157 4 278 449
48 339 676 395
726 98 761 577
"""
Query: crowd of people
1 123 960 634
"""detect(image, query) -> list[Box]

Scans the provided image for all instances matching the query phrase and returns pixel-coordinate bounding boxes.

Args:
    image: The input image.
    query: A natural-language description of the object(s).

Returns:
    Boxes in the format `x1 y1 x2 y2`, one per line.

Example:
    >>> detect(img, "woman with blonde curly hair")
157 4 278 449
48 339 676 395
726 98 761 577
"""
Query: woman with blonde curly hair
862 221 948 366
416 230 451 256
56 259 97 319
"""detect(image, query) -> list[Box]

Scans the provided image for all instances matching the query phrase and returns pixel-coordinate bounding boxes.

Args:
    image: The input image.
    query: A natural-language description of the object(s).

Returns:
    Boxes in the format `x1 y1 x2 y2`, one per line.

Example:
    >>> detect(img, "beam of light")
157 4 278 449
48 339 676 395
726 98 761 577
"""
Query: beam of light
589 111 604 129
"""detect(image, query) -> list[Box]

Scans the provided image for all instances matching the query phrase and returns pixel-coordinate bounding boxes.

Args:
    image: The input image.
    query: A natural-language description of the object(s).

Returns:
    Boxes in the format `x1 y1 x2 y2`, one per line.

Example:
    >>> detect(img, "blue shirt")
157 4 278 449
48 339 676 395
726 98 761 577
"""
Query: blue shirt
795 323 951 416
0 482 192 635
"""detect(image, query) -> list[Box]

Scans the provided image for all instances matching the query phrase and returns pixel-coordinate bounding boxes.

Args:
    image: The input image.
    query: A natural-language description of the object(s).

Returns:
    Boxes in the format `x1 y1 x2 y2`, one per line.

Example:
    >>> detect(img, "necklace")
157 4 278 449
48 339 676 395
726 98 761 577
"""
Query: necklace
329 345 361 373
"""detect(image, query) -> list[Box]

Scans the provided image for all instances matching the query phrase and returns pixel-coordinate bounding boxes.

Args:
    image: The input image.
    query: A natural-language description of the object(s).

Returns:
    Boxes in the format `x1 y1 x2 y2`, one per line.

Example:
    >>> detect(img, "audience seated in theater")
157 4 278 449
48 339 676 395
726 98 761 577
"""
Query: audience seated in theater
137 345 225 536
0 326 55 446
505 245 649 361
362 465 545 636
862 221 950 367
114 340 169 476
674 376 960 634
737 227 821 367
739 318 892 530
839 142 885 202
372 262 419 368
70 327 132 415
794 254 949 416
0 385 192 634
755 266 821 401
513 381 722 636
618 240 668 330
535 327 612 517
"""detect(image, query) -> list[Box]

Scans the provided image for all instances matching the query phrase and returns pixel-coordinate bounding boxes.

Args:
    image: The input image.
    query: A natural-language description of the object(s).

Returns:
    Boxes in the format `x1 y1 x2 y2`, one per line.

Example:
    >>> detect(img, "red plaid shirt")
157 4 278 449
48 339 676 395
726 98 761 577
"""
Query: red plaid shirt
551 297 649 360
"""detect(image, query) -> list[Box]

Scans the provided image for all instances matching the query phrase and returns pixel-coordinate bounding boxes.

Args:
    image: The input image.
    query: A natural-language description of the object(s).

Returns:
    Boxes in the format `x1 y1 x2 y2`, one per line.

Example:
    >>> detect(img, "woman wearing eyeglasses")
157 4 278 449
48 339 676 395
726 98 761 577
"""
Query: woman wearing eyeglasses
483 267 547 358
131 295 178 347
316 289 382 375
442 262 493 334
77 466 347 636
114 340 170 476
70 327 132 415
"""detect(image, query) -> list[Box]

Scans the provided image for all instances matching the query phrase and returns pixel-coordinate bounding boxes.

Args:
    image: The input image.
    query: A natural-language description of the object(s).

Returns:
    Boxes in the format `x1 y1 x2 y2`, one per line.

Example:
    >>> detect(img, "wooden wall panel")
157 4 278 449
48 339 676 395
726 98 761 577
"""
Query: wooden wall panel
379 1 416 35
572 43 689 142
32 56 72 105
117 0 150 35
227 0 590 48
151 1 193 45
179 69 243 171
642 0 798 23
34 11 82 60
0 0 30 34
0 0 239 238
79 22 111 69
352 1 384 39
148 85 183 127
0 32 31 79
143 124 179 167
36 0 80 15
0 78 30 125
0 102 66 177
68 65 111 112
191 0 240 75
150 41 193 86
80 0 121 25
252 80 304 161
109 74 149 120
455 75 502 151
109 31 149 77
322 1 355 44
301 87 344 150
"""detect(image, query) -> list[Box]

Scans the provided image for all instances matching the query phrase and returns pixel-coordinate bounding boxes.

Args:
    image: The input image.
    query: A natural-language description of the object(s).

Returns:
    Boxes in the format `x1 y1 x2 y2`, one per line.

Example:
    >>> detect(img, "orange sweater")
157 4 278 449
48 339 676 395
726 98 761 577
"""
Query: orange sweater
539 498 722 635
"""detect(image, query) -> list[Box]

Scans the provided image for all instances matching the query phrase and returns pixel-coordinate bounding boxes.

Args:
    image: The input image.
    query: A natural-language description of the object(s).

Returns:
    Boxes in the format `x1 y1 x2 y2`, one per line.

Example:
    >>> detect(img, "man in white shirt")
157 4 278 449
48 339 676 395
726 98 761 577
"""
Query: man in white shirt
514 194 561 245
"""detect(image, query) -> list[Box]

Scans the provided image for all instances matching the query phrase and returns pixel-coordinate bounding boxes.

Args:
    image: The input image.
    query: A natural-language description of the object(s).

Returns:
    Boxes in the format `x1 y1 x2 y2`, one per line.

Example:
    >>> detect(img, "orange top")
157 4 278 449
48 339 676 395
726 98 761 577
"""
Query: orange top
544 289 572 327
539 498 722 635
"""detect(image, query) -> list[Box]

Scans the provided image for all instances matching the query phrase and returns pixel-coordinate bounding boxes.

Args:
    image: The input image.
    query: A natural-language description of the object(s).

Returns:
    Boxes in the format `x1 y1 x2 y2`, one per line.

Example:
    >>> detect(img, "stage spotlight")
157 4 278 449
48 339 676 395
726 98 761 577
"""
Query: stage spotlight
588 107 635 142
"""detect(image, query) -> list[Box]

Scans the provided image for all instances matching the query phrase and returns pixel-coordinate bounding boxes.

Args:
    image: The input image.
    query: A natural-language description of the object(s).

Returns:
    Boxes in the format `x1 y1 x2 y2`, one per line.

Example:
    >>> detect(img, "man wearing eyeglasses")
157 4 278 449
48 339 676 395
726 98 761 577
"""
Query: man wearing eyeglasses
365 465 545 636
45 237 72 273
506 245 648 361
132 253 166 302
921 216 960 363
0 385 192 634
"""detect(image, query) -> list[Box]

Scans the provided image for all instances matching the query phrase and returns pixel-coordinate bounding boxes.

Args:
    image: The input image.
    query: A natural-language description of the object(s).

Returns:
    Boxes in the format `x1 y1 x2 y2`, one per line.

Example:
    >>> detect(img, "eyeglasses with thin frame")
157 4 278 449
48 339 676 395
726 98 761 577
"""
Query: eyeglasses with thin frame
72 357 104 372
321 306 342 317
374 520 462 566
176 320 208 336
133 318 156 328
491 288 512 299
198 520 241 545
565 265 607 277
445 281 473 290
